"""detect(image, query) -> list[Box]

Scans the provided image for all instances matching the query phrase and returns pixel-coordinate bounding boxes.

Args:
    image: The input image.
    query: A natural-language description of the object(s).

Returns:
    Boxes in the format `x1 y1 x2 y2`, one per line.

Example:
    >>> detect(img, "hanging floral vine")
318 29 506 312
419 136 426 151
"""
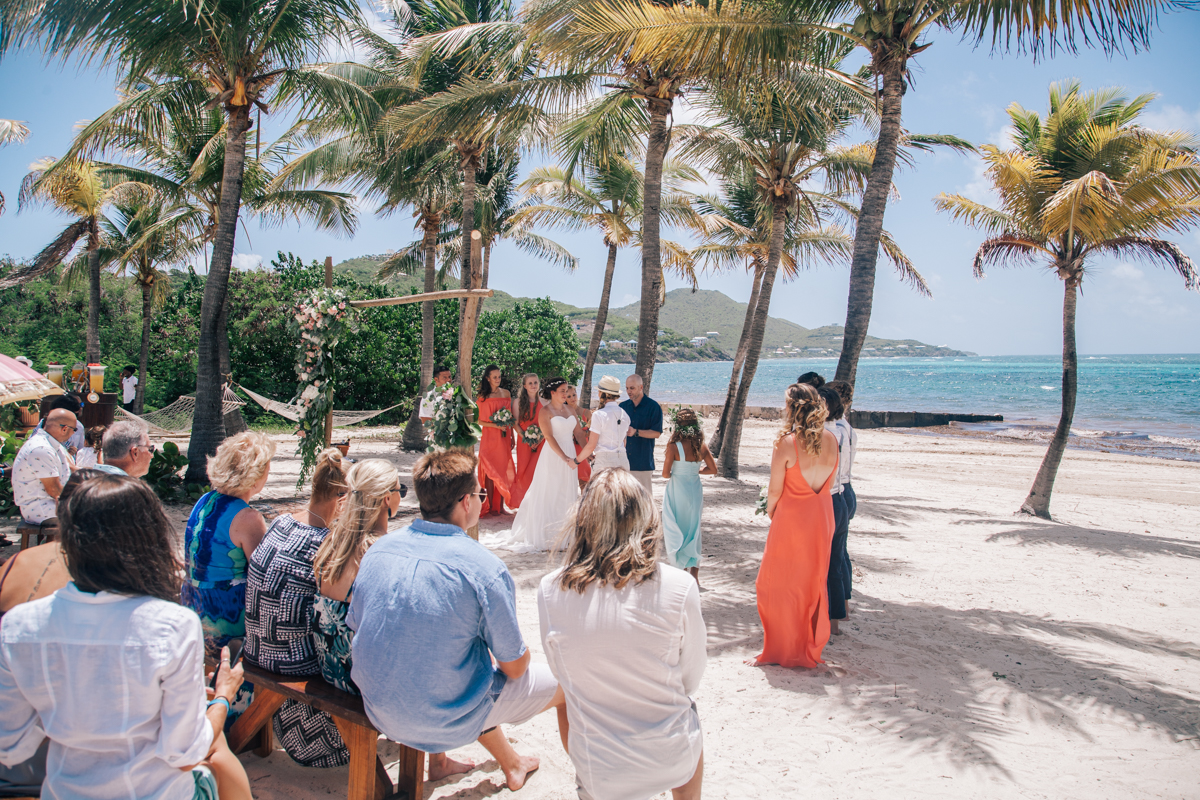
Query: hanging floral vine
289 287 357 485
423 382 481 451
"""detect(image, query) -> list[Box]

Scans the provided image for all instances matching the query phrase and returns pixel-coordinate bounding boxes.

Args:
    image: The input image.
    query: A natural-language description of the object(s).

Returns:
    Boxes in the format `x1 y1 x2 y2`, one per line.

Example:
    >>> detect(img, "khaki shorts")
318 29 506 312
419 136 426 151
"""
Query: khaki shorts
482 663 559 730
591 449 629 473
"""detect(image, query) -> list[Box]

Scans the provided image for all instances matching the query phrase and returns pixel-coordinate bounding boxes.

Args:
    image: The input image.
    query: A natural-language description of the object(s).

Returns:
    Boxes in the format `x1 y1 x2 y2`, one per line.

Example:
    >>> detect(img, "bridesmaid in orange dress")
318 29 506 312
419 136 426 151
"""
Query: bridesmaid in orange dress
476 364 516 516
750 383 839 669
565 385 592 488
510 373 542 508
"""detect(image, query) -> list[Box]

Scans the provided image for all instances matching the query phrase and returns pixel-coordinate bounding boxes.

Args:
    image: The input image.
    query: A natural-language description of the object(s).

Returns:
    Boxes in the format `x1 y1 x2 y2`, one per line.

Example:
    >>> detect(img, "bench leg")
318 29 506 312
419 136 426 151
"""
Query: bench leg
334 719 391 800
394 745 425 800
228 686 286 755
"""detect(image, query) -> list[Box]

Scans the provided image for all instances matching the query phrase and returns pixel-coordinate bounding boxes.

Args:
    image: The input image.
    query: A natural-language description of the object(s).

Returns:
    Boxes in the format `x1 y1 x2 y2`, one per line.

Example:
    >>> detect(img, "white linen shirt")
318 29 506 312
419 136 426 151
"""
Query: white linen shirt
122 374 138 404
589 404 630 453
0 584 214 800
538 563 705 800
12 428 72 523
835 418 857 487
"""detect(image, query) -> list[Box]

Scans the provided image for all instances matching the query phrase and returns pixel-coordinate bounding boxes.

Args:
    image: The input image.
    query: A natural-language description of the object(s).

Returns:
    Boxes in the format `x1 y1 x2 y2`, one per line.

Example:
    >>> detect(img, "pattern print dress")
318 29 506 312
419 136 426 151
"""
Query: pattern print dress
243 514 348 767
313 594 358 695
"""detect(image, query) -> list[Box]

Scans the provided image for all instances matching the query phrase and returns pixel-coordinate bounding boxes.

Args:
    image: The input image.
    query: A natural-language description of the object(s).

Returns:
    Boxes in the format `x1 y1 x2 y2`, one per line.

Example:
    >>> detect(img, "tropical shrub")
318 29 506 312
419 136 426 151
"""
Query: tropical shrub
0 430 27 517
473 298 583 385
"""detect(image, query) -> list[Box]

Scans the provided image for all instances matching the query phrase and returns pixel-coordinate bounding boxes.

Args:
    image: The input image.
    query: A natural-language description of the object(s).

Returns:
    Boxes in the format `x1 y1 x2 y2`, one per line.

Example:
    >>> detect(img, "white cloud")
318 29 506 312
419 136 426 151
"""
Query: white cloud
1138 104 1200 133
232 253 264 271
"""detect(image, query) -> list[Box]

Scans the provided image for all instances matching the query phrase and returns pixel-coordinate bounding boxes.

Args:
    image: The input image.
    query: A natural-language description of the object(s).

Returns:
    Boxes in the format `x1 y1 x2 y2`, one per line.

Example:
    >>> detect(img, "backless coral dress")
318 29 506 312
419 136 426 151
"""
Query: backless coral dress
511 406 542 508
477 395 516 515
754 437 837 668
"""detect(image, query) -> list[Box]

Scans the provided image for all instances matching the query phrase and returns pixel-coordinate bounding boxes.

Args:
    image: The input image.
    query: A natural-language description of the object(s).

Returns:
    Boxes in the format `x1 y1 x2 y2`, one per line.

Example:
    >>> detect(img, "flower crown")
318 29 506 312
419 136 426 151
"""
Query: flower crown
668 406 702 437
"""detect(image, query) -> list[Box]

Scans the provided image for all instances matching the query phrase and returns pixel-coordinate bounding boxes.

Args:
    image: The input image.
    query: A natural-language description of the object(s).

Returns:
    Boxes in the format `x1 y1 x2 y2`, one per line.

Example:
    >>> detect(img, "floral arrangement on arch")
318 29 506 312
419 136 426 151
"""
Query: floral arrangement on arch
289 287 357 485
424 382 481 451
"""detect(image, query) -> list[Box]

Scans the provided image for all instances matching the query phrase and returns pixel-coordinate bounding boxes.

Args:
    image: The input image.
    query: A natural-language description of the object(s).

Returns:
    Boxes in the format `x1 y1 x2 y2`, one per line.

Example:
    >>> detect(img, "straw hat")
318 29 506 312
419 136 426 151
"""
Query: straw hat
597 375 622 395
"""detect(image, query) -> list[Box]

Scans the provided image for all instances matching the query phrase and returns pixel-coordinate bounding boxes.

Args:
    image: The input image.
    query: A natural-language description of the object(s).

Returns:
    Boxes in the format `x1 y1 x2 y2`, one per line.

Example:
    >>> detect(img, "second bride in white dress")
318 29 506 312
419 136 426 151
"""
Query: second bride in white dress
489 377 581 552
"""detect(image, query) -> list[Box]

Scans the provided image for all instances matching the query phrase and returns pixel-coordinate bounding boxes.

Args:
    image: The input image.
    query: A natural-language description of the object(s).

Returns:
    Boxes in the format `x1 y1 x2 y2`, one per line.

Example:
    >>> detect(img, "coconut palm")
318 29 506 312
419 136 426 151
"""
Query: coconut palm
935 81 1199 518
513 155 703 407
0 119 29 215
6 0 376 481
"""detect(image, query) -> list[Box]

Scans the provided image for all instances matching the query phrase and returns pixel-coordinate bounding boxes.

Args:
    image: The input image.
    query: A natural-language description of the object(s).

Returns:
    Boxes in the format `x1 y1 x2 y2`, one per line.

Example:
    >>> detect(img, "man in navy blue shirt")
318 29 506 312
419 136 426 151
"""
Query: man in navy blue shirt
619 374 663 495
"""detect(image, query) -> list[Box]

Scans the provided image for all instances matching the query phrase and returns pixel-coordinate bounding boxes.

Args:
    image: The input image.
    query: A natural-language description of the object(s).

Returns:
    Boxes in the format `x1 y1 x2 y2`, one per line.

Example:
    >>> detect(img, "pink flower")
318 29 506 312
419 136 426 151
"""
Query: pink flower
442 390 453 400
338 302 346 310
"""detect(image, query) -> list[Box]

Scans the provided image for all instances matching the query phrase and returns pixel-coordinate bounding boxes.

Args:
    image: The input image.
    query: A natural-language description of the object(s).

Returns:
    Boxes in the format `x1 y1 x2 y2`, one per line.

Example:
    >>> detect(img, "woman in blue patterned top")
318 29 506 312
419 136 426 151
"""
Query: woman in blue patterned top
182 431 275 725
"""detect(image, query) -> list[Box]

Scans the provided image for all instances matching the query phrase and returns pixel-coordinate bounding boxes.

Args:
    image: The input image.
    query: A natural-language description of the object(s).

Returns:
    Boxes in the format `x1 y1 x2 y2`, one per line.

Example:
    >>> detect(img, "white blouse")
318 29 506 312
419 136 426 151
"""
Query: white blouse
589 404 630 453
0 584 214 800
538 563 705 800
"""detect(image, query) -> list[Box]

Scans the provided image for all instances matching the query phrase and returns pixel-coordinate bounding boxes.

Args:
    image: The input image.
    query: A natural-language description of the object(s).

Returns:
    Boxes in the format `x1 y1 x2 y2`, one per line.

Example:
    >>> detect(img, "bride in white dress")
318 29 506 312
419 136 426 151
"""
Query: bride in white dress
489 377 581 552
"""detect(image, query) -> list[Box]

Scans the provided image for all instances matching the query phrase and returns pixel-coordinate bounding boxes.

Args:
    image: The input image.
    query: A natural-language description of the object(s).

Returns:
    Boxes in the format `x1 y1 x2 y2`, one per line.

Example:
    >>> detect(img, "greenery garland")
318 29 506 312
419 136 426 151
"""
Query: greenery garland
289 287 357 485
424 382 481 451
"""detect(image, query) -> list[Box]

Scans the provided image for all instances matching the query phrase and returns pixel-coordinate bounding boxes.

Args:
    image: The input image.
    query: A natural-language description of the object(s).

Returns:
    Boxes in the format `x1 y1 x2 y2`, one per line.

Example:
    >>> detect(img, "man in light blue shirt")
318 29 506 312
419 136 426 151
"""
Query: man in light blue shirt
348 450 565 791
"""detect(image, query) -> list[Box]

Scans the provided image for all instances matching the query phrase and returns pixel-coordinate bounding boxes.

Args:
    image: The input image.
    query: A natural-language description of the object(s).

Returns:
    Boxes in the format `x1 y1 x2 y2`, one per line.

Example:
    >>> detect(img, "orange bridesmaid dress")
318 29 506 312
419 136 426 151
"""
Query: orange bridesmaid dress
754 437 837 668
575 410 592 484
477 396 516 515
511 407 542 508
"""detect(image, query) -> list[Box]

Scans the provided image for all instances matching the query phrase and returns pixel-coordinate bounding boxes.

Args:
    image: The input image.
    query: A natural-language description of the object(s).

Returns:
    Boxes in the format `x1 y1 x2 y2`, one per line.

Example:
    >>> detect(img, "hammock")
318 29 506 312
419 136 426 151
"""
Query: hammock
113 387 246 436
236 383 402 428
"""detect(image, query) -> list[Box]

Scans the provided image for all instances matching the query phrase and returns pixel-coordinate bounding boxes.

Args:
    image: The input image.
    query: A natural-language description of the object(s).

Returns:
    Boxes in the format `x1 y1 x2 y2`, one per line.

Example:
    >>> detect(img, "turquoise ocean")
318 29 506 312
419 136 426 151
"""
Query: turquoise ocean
592 354 1200 462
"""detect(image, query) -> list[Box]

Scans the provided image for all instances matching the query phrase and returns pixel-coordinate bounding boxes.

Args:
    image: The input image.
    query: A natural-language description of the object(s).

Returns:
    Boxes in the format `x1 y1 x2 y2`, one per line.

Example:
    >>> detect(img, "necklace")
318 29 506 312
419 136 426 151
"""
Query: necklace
307 509 328 528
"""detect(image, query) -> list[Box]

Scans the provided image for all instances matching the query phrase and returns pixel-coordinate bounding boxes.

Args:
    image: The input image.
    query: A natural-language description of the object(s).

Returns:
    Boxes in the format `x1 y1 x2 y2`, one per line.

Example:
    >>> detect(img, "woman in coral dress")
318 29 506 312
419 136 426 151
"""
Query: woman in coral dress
510 373 542 508
750 383 839 669
476 364 515 516
565 385 592 487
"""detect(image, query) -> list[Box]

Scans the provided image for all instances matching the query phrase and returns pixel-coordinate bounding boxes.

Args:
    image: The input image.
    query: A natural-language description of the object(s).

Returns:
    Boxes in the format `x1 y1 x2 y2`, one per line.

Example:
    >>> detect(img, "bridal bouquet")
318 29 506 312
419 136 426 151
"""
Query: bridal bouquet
755 486 769 516
489 407 515 428
522 423 544 450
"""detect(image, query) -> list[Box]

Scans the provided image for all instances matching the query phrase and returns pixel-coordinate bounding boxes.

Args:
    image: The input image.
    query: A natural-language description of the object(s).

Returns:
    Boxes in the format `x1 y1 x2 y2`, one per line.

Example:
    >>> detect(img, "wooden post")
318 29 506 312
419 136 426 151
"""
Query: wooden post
458 232 483 543
324 256 334 448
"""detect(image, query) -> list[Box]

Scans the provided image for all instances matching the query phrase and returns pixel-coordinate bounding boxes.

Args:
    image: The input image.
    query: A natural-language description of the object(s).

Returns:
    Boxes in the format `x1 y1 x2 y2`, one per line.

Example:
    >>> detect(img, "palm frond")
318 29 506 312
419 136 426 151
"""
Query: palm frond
510 231 578 272
972 235 1047 279
932 193 1015 235
0 220 89 288
1090 236 1198 290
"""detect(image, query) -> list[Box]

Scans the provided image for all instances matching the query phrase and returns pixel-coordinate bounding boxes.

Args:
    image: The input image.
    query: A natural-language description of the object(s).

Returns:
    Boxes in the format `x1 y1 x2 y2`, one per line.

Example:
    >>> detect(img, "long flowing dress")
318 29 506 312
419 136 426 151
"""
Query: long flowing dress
575 410 592 484
489 415 579 552
477 396 516 515
662 442 703 569
754 439 837 668
511 408 542 508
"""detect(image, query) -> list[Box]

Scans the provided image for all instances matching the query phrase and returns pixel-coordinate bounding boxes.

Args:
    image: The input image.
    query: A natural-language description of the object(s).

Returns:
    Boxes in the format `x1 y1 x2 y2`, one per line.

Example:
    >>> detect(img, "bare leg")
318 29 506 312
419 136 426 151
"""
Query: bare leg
428 751 475 781
542 685 569 753
688 566 699 587
671 752 703 800
203 732 252 800
831 619 841 635
477 726 540 791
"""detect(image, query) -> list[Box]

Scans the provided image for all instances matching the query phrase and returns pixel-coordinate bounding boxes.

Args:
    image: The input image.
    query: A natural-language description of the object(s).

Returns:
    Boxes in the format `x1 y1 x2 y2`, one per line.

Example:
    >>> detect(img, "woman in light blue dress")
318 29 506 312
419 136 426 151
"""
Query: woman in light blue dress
661 408 717 584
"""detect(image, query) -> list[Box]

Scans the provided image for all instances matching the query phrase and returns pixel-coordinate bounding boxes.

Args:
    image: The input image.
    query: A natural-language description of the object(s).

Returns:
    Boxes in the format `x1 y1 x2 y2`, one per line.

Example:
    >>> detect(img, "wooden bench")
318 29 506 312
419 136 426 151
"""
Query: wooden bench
16 519 56 551
228 663 424 800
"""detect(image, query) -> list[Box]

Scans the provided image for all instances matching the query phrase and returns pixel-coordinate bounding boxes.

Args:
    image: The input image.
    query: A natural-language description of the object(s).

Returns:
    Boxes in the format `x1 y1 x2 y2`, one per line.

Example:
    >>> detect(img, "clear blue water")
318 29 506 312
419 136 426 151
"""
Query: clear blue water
591 355 1200 461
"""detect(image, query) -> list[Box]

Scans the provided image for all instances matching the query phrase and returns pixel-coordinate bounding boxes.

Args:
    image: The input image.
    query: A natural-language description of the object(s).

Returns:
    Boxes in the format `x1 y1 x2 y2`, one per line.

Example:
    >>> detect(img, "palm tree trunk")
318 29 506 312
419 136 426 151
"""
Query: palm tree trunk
137 280 152 415
402 213 441 451
457 144 481 393
634 97 673 392
711 261 764 457
719 202 787 479
481 241 491 289
216 282 247 436
186 106 251 484
834 53 906 390
86 223 101 365
581 243 618 409
1021 278 1078 519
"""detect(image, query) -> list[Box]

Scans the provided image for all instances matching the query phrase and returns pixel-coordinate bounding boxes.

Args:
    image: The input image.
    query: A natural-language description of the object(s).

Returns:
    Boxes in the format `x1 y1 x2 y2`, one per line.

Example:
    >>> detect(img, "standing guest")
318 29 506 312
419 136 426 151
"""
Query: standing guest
349 450 567 791
38 394 85 454
93 420 155 478
538 468 706 800
75 425 105 468
419 365 454 423
749 384 838 669
244 448 351 768
574 375 630 473
12 408 75 525
120 366 138 411
620 374 663 496
819 387 852 634
565 385 592 489
476 365 515 516
661 408 717 584
0 474 253 800
183 431 274 663
510 373 542 508
826 380 858 604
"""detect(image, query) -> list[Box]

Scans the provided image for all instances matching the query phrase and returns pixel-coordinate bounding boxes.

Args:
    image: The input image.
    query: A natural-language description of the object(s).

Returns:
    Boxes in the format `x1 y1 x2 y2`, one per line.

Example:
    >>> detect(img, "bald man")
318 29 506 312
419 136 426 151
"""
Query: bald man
13 408 76 524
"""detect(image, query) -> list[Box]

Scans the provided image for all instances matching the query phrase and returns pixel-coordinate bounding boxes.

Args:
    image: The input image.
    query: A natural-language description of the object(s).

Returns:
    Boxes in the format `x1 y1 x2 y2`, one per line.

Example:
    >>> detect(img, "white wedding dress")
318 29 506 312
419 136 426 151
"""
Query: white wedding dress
488 415 580 552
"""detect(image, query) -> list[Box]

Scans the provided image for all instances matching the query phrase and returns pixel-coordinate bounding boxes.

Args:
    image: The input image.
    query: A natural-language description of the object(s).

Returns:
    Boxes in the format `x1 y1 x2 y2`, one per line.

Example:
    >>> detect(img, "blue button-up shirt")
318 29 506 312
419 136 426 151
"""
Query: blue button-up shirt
347 518 527 752
620 395 663 472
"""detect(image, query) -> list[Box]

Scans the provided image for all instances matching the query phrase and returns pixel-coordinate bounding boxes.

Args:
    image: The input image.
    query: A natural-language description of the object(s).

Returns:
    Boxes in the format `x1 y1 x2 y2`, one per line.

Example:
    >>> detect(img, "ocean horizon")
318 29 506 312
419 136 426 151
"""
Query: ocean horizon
587 354 1200 462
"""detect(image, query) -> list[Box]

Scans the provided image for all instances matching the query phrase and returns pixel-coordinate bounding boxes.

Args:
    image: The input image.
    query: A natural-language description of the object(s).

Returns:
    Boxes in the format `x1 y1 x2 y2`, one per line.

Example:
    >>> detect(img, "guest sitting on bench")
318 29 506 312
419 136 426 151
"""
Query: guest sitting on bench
92 420 154 478
12 408 76 528
348 450 568 791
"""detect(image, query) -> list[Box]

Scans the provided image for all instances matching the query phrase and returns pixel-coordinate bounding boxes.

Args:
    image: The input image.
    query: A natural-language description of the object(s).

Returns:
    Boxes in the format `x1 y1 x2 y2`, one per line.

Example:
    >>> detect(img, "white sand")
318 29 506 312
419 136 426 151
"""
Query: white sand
6 420 1198 798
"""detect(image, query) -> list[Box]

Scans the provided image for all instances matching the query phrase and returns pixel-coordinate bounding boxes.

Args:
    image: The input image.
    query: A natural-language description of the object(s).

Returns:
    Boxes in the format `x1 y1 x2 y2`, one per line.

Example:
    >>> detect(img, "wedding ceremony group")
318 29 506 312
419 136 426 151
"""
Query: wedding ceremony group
2 0 1200 798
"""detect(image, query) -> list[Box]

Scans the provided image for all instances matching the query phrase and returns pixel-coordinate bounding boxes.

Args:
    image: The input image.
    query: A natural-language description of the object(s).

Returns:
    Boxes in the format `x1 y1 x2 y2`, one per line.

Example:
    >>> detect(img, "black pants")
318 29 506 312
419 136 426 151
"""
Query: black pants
828 492 851 620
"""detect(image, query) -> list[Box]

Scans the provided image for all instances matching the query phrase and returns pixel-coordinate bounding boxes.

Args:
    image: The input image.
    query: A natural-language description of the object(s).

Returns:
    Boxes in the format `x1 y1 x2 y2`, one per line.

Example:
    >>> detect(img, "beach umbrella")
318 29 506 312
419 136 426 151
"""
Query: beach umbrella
0 354 65 406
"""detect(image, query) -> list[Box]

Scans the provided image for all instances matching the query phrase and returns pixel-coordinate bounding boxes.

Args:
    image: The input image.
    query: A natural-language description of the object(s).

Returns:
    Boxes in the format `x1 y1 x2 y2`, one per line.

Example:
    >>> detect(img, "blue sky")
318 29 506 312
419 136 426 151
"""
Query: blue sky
2 12 1198 356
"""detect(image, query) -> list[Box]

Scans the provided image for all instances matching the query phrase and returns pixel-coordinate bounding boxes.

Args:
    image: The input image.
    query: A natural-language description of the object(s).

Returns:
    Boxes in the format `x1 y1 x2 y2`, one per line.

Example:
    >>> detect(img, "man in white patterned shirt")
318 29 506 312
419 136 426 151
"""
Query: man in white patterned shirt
13 409 75 524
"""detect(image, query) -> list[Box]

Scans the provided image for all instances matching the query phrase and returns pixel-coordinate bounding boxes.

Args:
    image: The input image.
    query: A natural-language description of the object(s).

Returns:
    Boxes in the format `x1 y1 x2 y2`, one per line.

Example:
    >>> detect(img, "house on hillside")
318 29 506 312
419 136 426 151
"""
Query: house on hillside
690 336 708 345
706 331 719 337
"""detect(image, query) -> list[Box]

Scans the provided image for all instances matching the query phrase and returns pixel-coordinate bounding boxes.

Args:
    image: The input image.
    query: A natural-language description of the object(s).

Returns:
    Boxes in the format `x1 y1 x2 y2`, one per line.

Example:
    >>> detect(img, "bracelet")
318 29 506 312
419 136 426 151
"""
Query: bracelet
207 696 232 714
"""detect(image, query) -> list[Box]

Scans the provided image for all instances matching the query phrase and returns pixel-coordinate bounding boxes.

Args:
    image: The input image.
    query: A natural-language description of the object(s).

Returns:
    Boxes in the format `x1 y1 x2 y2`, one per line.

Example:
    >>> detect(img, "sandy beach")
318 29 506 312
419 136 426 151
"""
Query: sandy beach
4 419 1197 799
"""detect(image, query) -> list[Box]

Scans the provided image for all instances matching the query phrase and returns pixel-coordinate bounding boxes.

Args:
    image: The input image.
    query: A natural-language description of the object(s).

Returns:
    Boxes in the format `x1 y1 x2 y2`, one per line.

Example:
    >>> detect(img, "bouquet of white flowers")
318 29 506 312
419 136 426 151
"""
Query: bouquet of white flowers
522 423 544 450
490 407 515 428
424 383 481 451
755 486 769 516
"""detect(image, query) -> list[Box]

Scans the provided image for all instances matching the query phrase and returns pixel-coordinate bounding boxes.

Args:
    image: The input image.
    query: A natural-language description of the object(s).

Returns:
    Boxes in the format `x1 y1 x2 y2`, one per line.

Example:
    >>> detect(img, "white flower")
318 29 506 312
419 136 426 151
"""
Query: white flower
301 385 320 402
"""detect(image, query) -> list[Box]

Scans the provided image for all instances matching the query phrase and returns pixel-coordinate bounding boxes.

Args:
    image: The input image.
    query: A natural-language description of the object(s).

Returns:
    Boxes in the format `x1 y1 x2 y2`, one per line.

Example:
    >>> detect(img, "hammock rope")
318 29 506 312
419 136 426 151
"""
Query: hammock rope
235 383 402 428
114 386 246 436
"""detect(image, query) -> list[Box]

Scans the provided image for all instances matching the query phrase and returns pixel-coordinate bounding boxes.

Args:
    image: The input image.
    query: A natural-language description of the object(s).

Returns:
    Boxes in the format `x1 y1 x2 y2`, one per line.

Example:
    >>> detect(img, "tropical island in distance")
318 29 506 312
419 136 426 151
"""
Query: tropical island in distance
336 256 974 363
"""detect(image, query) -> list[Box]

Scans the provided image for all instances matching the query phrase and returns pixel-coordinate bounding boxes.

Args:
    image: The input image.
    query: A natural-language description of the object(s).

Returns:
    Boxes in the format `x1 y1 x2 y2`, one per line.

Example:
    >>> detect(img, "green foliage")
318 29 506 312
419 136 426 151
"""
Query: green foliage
143 440 191 501
473 298 583 384
424 383 481 451
0 430 28 517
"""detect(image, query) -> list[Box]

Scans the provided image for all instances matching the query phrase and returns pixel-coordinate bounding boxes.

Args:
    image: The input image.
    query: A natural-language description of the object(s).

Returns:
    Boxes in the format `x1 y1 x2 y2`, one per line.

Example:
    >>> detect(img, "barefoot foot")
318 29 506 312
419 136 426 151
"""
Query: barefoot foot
428 753 475 781
830 619 841 636
502 754 540 791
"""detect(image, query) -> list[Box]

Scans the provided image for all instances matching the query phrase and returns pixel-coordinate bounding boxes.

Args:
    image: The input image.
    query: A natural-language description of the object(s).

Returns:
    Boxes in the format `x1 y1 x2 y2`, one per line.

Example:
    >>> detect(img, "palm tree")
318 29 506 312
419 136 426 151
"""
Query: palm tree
513 155 703 407
0 119 29 215
935 81 1199 518
7 0 375 482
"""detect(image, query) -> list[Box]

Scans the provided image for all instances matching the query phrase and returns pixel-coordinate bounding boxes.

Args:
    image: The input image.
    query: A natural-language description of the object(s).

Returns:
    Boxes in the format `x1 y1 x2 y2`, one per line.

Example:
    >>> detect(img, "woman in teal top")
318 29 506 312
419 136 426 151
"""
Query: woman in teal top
661 408 717 585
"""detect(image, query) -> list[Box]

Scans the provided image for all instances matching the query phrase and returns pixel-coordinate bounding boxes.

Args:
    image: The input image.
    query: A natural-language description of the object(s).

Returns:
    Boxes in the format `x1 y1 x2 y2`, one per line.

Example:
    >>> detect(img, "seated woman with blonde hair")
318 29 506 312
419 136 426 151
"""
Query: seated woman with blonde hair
538 469 706 800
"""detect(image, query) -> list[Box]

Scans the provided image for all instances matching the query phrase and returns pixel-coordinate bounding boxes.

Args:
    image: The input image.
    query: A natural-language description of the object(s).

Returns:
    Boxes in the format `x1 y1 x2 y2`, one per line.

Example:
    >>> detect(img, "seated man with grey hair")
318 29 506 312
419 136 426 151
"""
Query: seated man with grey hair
94 421 154 478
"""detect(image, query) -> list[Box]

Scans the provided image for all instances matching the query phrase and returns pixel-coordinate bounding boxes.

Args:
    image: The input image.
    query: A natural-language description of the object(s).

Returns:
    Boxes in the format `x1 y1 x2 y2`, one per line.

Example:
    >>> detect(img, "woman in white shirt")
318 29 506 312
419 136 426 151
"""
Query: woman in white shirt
538 468 705 800
0 473 252 800
574 375 631 474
